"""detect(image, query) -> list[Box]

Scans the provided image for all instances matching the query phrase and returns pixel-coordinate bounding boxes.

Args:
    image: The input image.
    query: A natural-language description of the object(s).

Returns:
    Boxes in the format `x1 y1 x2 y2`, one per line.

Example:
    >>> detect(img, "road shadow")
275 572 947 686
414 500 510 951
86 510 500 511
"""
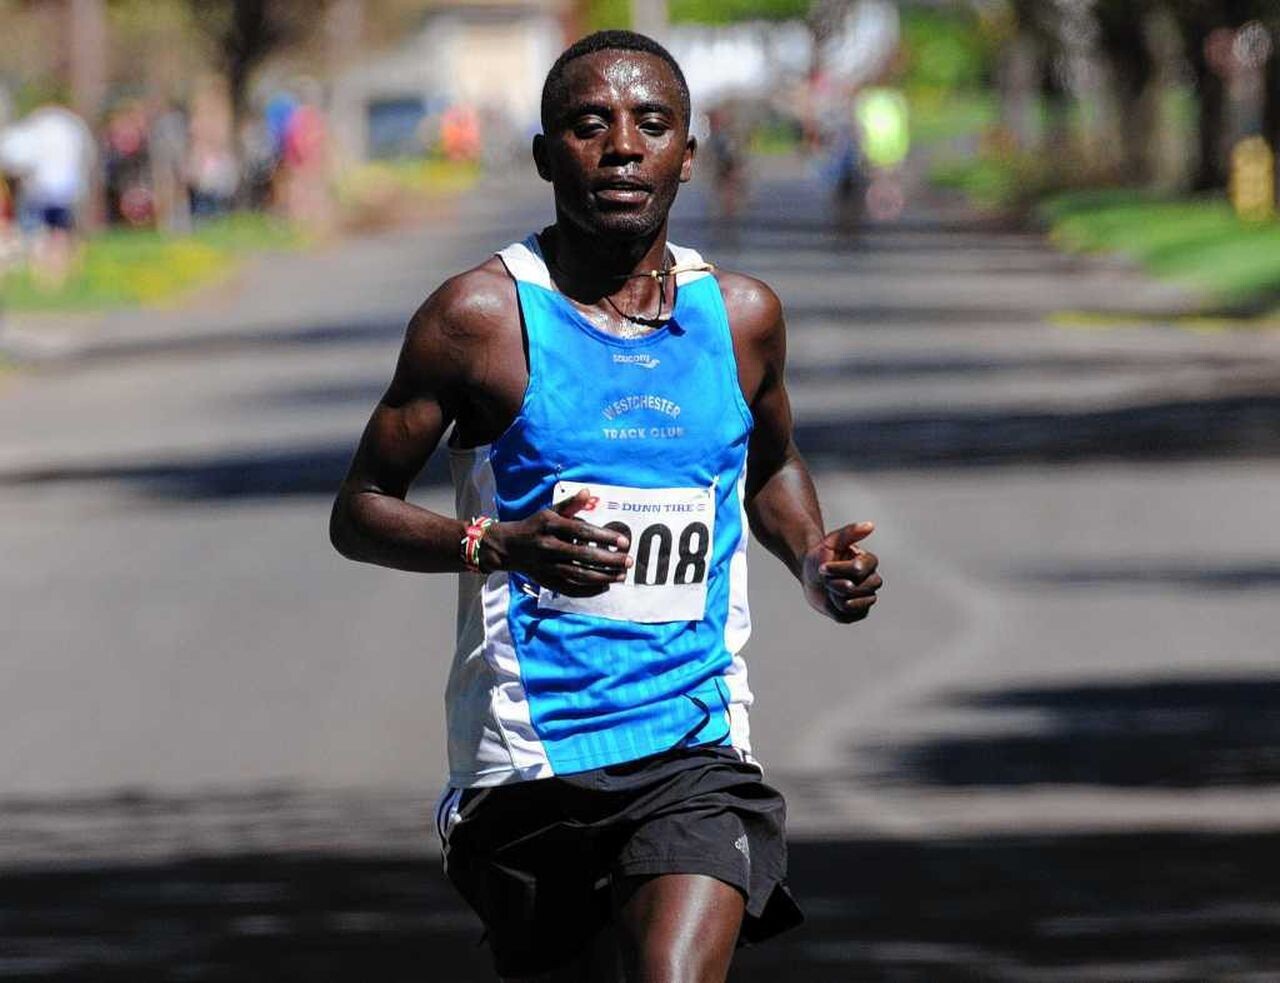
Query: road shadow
3 390 1280 501
1014 561 1280 592
34 318 410 368
873 677 1280 789
263 351 1215 412
5 678 1280 980
782 302 1061 326
3 829 1279 981
794 393 1280 469
0 443 392 501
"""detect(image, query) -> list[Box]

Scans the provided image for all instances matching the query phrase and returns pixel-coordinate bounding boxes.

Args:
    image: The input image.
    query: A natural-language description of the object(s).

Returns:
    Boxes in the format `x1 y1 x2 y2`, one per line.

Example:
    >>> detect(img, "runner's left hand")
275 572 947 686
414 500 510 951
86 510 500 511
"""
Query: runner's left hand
802 521 881 623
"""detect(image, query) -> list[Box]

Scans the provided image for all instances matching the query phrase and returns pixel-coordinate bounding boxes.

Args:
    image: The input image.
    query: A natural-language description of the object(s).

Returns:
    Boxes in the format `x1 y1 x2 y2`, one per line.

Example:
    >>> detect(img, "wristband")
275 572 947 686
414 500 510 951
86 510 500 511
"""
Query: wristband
461 516 496 573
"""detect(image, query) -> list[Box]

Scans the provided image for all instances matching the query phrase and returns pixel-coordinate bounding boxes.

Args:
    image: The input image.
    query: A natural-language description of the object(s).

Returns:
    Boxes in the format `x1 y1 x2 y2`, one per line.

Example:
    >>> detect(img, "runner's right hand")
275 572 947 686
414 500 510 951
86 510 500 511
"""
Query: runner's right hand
480 489 633 596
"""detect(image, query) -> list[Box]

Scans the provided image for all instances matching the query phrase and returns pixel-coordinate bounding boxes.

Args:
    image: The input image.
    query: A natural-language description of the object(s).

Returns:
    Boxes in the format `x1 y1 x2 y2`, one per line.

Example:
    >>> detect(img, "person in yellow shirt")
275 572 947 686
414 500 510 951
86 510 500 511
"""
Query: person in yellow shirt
853 86 910 220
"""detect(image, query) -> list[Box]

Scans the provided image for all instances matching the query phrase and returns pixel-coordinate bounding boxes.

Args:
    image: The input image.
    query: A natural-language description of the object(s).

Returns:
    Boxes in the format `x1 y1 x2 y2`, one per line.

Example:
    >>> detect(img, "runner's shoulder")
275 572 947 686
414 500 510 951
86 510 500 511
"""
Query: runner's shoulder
406 256 517 351
713 268 785 344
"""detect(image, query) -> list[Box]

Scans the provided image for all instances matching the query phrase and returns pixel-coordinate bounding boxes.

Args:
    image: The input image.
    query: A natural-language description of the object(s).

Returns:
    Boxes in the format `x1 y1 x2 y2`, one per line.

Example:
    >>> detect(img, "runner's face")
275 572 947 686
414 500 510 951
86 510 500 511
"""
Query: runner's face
537 51 694 239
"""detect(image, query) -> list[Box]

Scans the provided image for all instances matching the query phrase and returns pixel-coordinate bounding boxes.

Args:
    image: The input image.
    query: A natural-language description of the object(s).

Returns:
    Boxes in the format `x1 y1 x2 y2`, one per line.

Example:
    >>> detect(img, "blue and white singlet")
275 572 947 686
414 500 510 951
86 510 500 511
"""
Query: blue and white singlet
445 234 755 787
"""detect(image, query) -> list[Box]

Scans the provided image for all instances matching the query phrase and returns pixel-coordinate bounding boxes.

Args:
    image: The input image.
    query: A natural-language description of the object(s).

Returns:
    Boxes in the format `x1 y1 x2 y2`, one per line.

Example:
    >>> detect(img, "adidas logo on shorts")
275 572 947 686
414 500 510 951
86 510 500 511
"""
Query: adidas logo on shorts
734 834 751 866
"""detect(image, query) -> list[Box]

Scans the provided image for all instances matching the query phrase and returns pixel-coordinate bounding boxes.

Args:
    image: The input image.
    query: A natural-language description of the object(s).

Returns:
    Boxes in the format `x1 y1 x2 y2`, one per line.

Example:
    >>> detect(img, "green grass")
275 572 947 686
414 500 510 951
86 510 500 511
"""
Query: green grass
931 151 1048 208
1043 191 1280 308
3 213 300 313
910 91 997 147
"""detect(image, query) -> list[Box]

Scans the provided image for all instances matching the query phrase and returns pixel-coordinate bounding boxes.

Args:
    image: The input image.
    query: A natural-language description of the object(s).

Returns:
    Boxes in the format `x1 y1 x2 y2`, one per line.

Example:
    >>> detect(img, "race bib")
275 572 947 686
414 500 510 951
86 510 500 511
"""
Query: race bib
537 481 715 624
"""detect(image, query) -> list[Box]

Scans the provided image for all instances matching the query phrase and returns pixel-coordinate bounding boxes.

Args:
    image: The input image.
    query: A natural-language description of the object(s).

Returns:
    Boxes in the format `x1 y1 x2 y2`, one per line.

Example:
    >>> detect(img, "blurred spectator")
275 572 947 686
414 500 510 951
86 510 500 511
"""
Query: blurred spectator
265 92 299 160
0 166 19 278
187 80 238 220
825 121 866 229
103 100 153 227
0 103 95 288
706 105 747 222
238 113 278 213
150 100 191 234
853 85 909 221
278 90 332 232
439 104 480 162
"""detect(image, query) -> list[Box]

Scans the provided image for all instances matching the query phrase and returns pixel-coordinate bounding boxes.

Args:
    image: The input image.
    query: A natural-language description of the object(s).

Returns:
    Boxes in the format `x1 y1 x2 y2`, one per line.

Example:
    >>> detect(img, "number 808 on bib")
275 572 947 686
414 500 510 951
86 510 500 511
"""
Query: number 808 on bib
538 480 716 624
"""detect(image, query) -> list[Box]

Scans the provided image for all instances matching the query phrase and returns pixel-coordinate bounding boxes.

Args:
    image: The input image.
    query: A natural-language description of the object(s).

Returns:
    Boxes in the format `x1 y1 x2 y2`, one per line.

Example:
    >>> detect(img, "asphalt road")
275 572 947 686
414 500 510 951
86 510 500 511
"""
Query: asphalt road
2 159 1279 981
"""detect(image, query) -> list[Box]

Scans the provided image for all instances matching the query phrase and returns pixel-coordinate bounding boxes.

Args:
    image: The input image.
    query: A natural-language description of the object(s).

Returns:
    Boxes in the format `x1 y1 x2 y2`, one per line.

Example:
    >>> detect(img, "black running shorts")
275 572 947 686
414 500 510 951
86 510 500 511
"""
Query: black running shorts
437 745 803 977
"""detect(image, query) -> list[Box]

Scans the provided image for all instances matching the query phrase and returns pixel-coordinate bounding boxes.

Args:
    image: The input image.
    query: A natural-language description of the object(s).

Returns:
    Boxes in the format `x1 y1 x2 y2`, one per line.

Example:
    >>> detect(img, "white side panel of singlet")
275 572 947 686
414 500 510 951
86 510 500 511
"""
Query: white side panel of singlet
496 236 553 289
447 444 553 785
722 472 755 758
498 236 712 288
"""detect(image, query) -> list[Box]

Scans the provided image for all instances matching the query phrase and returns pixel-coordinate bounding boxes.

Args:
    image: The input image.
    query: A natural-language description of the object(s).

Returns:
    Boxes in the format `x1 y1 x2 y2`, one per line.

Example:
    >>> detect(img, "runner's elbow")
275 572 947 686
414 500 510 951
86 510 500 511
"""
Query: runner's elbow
329 491 361 559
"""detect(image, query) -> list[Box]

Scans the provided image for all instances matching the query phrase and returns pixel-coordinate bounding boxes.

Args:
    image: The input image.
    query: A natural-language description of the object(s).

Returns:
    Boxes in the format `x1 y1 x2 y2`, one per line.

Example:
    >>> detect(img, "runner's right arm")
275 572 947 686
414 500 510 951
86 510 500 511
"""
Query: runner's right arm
329 269 631 594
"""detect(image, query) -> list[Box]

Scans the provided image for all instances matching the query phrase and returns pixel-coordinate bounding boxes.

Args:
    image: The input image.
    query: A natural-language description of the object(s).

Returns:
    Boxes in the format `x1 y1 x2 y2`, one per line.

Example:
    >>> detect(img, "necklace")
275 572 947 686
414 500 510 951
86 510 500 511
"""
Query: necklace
544 247 715 339
603 285 669 335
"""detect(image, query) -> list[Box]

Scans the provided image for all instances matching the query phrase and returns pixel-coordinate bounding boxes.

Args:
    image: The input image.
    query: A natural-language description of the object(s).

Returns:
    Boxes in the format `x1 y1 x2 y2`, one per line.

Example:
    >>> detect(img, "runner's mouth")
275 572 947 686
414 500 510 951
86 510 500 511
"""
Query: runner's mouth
593 182 653 205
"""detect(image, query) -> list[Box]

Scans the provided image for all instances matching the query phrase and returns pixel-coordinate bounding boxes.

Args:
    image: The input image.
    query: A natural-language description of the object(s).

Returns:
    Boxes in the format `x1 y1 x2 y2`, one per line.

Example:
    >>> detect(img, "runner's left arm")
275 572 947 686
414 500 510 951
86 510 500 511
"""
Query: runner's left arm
735 280 882 624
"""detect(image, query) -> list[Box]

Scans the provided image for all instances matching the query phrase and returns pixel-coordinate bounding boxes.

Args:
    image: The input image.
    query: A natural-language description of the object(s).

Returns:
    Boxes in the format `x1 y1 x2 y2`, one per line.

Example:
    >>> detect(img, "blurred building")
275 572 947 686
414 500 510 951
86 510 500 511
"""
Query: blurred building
329 0 570 162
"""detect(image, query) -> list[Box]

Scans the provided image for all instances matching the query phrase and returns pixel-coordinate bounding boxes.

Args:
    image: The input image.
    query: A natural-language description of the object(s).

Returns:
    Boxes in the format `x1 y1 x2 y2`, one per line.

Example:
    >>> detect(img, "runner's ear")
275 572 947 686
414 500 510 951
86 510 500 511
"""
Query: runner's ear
532 134 551 182
681 136 697 183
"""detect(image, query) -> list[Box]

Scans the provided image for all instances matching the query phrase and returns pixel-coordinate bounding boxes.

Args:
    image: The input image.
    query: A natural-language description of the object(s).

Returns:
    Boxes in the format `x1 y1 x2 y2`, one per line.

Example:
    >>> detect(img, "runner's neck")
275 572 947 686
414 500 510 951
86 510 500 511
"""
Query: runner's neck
540 226 676 336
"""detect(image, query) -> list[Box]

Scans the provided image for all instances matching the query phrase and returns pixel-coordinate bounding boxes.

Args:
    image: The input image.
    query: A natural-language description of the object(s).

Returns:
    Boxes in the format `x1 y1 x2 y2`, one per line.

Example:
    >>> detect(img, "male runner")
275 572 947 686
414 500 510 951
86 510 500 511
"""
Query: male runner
330 30 882 982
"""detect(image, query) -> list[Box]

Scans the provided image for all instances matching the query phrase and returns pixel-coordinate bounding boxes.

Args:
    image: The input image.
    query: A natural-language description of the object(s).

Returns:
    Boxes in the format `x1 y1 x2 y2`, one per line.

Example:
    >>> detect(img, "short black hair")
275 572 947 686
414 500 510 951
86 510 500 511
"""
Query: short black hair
540 30 691 131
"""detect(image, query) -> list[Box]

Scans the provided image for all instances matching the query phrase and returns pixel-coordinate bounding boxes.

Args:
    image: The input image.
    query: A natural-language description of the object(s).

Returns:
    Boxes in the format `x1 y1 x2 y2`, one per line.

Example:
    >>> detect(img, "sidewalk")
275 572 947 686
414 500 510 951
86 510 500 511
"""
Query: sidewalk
0 172 546 366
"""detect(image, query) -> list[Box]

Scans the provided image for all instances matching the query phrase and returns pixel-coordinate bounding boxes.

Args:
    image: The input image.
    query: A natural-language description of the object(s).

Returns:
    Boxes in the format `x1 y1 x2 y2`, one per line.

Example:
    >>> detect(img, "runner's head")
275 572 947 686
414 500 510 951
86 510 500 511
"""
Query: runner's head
540 31 691 132
535 31 696 240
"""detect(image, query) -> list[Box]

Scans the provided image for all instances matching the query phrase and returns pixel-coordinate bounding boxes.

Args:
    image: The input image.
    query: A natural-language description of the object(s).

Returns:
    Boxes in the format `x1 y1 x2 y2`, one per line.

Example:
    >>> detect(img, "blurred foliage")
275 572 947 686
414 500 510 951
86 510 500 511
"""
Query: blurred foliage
586 0 806 29
670 0 808 24
1044 191 1280 307
750 116 804 155
2 214 299 312
931 151 1050 209
910 92 997 146
106 0 208 101
901 8 997 164
585 0 631 30
0 0 62 114
900 7 994 95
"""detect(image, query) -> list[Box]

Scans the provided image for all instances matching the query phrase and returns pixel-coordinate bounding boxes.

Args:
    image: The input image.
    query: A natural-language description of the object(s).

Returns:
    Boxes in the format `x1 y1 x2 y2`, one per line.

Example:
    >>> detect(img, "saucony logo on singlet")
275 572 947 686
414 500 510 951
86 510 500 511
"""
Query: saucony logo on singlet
613 353 661 369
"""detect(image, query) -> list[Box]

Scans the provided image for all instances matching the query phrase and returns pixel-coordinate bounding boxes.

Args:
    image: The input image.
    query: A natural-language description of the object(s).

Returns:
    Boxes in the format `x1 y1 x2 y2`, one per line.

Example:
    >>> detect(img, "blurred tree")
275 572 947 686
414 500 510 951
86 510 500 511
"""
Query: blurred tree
107 1 207 102
990 0 1059 154
901 7 990 94
1094 0 1158 183
998 0 1280 191
1167 0 1262 190
185 0 316 124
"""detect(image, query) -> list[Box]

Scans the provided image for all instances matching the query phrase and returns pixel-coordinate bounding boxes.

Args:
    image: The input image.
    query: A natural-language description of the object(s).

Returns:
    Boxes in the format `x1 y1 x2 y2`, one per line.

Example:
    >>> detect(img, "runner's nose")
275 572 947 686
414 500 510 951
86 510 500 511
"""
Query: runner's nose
603 119 643 163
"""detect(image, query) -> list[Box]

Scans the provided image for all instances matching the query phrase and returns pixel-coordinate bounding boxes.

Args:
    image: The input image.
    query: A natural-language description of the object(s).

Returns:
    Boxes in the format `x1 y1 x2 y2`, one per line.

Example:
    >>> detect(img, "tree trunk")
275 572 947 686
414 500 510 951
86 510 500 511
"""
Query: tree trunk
1188 28 1228 191
1264 30 1280 163
998 31 1040 151
1096 6 1155 185
1040 56 1072 181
